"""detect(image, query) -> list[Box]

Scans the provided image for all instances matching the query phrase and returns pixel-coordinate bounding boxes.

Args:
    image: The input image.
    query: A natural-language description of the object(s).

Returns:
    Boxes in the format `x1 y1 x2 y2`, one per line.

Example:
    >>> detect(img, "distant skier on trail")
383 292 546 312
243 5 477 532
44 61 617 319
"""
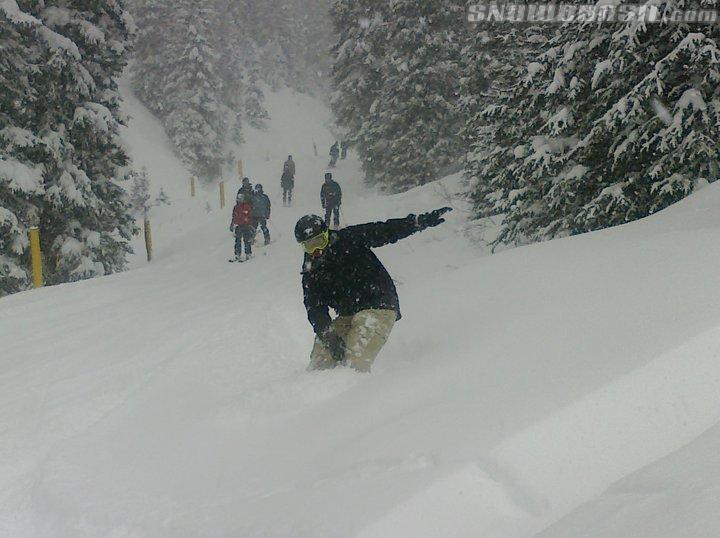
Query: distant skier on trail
340 140 348 160
295 207 453 372
281 168 294 207
320 172 342 229
251 184 272 246
328 142 339 168
230 192 255 262
283 155 295 179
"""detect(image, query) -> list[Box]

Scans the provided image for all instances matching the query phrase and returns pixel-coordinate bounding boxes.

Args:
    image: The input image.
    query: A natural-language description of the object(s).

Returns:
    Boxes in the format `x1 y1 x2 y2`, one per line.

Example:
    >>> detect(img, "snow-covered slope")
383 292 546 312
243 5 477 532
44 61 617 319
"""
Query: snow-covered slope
537 421 720 537
1 85 720 538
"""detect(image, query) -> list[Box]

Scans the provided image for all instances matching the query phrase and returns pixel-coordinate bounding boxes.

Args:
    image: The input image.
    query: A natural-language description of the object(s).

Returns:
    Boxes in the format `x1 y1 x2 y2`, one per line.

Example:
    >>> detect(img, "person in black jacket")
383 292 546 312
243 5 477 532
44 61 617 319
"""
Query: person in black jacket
237 177 253 198
320 172 342 229
251 184 272 245
283 155 296 179
295 207 452 372
281 169 294 207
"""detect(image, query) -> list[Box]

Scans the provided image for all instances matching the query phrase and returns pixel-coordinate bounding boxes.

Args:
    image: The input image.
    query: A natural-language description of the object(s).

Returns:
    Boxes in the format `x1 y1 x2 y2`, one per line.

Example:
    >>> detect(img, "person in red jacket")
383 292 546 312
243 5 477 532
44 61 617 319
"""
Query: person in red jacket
230 193 256 261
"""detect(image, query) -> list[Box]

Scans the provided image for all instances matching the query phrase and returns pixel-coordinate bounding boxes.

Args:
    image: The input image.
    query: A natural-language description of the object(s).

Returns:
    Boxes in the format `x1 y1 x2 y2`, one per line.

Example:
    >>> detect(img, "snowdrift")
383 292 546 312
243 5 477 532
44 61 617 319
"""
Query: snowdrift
1 84 720 537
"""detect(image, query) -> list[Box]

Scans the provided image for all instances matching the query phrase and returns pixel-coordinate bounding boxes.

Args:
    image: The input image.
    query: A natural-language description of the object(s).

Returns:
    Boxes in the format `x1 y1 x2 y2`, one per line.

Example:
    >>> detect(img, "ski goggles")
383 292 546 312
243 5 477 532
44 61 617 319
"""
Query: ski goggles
301 230 329 254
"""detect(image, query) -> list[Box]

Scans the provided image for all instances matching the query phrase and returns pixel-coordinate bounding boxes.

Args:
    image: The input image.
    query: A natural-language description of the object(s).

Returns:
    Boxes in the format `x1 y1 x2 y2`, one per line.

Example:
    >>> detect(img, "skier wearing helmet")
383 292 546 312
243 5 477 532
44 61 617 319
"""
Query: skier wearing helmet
295 207 452 372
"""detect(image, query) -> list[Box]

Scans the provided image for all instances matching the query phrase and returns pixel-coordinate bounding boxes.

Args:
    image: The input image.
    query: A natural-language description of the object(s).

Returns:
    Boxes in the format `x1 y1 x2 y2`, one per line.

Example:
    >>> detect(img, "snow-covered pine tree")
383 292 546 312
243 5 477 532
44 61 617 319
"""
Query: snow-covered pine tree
474 1 720 246
213 0 246 146
460 12 549 220
129 167 151 218
131 0 226 182
1 0 135 295
242 66 270 130
1 2 41 294
330 0 389 157
246 0 334 92
289 0 334 91
249 0 297 90
214 0 268 135
369 0 467 190
130 0 175 117
331 0 467 191
160 1 226 181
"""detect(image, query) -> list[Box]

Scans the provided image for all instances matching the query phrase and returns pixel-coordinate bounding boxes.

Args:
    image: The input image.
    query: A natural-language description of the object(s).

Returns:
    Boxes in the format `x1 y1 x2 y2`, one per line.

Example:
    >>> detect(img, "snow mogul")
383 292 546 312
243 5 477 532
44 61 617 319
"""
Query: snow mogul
295 207 452 372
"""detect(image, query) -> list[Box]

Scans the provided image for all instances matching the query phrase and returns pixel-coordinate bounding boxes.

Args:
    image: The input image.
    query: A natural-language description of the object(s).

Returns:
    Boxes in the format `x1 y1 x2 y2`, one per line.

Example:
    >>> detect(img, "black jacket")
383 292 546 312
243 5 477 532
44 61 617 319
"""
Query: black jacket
251 193 271 219
301 216 419 337
237 184 253 198
321 180 342 208
281 169 294 187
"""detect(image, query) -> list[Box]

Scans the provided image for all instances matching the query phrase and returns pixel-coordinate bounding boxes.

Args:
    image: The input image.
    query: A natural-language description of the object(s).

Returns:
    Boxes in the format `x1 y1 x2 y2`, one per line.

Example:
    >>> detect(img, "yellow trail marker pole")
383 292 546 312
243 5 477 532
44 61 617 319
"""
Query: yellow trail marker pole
237 160 244 180
219 181 226 209
144 218 153 262
190 176 196 197
29 227 43 288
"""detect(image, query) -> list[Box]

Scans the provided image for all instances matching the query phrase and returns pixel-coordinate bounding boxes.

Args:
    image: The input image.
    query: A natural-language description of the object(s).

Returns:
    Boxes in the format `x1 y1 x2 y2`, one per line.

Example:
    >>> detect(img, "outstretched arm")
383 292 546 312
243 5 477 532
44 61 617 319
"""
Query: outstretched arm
346 207 452 248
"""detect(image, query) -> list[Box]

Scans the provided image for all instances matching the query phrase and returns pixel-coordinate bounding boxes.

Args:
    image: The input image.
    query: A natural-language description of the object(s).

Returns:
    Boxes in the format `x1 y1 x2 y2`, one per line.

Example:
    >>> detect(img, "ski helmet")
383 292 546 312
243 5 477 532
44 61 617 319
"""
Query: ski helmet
324 172 332 181
295 215 327 243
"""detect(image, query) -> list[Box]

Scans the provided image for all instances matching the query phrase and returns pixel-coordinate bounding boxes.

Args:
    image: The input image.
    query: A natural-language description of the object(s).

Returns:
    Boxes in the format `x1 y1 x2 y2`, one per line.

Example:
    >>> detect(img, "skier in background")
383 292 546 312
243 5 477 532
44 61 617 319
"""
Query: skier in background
251 184 272 246
329 142 339 168
283 155 296 179
281 167 294 207
320 172 342 229
294 207 452 372
340 140 348 160
230 192 255 262
237 177 253 198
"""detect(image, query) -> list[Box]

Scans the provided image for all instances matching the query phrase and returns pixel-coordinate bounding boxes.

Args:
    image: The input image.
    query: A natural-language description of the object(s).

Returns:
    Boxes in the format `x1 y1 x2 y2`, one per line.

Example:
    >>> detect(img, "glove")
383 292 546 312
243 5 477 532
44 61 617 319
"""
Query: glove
416 207 452 230
229 224 236 233
321 331 346 363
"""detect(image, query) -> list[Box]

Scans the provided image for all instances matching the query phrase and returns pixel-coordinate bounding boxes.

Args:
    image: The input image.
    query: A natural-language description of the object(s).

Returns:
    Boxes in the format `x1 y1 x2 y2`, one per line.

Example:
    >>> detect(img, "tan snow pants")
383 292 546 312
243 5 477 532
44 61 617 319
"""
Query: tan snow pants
308 309 396 373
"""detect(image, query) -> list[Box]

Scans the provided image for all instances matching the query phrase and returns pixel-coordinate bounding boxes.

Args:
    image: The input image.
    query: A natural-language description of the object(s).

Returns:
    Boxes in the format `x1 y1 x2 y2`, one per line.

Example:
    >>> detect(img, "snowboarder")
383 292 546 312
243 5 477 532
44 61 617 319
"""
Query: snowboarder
251 184 272 246
340 140 348 160
281 168 294 207
329 142 339 168
295 207 453 372
230 193 256 261
321 172 342 229
283 155 296 179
